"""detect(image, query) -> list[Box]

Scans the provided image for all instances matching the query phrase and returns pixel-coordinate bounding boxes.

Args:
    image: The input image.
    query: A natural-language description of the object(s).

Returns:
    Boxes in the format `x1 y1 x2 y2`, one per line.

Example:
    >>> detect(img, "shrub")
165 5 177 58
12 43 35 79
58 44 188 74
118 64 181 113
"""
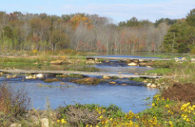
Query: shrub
57 104 100 126
57 104 124 126
0 83 30 126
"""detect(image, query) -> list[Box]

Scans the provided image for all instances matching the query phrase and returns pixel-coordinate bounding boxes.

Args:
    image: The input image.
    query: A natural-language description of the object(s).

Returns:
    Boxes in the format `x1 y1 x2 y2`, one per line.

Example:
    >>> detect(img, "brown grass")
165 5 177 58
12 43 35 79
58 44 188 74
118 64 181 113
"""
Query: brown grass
0 83 30 126
58 105 100 126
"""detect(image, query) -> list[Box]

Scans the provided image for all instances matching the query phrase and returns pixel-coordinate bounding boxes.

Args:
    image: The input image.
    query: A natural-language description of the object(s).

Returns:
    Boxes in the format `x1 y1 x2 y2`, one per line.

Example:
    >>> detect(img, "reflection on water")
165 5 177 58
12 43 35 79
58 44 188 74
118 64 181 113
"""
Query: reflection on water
0 77 158 113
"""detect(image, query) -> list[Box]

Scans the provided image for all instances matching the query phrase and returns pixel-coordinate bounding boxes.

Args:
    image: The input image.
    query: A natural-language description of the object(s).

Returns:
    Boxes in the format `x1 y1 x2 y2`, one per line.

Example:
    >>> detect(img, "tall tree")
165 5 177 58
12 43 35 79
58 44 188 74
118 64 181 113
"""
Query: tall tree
186 9 195 27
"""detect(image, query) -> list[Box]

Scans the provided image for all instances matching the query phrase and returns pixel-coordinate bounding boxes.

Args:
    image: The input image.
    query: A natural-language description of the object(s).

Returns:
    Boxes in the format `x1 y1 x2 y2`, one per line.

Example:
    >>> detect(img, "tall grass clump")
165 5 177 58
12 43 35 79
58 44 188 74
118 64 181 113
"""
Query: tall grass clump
172 62 195 84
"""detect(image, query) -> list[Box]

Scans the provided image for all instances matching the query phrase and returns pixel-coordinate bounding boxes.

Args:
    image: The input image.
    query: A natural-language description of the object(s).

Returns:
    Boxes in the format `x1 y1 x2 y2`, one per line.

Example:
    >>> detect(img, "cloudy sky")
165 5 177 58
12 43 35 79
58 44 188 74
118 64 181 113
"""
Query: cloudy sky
0 0 195 23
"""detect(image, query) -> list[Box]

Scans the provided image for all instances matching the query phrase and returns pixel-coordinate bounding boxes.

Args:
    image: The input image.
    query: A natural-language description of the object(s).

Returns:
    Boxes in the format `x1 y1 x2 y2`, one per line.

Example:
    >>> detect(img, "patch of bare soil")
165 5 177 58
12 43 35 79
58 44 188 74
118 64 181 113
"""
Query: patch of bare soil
162 83 195 103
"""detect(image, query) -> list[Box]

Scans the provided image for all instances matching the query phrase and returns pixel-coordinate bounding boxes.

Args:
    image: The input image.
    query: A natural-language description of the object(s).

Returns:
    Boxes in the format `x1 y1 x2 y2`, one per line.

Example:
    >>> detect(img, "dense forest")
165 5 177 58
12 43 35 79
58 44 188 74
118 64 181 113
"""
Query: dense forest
0 9 194 54
162 9 195 53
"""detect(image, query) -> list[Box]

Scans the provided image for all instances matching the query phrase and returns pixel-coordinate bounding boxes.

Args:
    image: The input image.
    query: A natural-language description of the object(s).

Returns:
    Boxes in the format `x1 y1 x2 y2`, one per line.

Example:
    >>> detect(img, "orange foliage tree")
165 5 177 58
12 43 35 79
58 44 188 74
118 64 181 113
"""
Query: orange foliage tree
69 14 92 29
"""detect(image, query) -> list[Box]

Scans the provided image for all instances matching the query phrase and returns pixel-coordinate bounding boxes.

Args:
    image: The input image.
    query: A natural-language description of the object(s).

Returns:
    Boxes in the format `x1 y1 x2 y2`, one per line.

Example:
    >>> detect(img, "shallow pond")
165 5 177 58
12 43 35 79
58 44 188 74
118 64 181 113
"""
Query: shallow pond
92 57 154 74
0 77 158 113
0 55 159 113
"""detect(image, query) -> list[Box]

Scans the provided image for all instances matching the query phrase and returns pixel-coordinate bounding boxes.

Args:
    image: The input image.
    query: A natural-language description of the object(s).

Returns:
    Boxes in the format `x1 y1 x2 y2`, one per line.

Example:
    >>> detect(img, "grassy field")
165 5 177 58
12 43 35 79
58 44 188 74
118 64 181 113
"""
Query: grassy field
144 60 195 85
0 54 99 72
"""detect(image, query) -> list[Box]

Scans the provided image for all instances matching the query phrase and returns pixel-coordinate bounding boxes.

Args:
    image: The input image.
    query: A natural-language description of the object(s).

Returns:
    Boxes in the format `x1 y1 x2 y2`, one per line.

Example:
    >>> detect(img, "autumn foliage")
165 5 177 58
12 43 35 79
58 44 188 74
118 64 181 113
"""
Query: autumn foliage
0 11 173 54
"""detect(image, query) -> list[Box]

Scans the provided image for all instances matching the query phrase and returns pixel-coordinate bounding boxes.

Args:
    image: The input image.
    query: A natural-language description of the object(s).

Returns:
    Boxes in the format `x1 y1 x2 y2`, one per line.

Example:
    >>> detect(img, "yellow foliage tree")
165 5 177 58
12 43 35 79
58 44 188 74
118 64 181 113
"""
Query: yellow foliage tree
69 14 92 29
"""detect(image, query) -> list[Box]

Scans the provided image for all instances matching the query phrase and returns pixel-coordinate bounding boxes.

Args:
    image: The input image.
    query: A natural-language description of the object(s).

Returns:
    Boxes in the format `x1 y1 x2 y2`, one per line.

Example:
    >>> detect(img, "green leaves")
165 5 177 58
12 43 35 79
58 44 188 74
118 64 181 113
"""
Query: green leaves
162 10 195 53
186 9 195 27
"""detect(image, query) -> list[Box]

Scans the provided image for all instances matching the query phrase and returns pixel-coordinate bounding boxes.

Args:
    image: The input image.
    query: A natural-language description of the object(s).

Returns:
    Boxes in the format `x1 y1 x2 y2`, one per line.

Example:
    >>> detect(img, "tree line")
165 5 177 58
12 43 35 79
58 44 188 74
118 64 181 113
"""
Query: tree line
162 9 195 53
0 10 193 54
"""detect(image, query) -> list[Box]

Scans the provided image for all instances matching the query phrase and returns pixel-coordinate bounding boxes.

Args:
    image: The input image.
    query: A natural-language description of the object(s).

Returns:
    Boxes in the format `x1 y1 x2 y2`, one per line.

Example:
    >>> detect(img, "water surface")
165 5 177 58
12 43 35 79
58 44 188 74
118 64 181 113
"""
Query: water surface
0 77 158 113
0 55 159 113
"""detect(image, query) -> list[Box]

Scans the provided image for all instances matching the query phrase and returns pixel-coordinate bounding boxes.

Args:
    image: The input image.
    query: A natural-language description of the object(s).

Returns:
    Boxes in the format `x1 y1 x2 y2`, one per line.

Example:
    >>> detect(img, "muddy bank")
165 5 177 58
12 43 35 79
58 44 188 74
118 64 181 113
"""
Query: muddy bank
162 83 195 103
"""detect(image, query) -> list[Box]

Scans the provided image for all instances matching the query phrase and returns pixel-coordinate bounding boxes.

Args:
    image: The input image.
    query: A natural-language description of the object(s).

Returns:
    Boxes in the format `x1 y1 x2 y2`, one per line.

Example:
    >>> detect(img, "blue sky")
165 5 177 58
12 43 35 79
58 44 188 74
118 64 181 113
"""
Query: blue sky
0 0 195 23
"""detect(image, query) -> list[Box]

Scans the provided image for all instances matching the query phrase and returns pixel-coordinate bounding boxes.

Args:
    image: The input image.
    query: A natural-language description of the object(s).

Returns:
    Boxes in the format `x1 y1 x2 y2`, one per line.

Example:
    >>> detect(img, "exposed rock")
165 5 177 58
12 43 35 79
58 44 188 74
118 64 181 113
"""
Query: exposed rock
146 83 152 87
146 83 157 88
109 81 116 84
25 75 36 79
10 123 21 127
41 118 49 127
50 60 64 65
128 62 138 66
103 76 110 79
6 74 17 79
139 59 144 62
36 73 44 79
150 84 157 88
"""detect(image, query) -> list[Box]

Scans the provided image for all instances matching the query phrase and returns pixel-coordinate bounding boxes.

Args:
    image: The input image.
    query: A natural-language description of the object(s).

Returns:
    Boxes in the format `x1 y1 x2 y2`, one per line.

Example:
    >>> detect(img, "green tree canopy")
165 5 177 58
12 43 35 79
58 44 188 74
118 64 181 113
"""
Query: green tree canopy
162 9 195 53
186 9 195 27
163 21 195 53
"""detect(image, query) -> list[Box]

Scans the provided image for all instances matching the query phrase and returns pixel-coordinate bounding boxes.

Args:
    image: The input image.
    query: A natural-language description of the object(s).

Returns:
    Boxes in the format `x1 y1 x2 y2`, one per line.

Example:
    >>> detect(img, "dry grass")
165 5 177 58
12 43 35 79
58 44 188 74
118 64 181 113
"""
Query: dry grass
57 105 101 126
65 106 100 126
171 62 195 84
0 83 30 126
